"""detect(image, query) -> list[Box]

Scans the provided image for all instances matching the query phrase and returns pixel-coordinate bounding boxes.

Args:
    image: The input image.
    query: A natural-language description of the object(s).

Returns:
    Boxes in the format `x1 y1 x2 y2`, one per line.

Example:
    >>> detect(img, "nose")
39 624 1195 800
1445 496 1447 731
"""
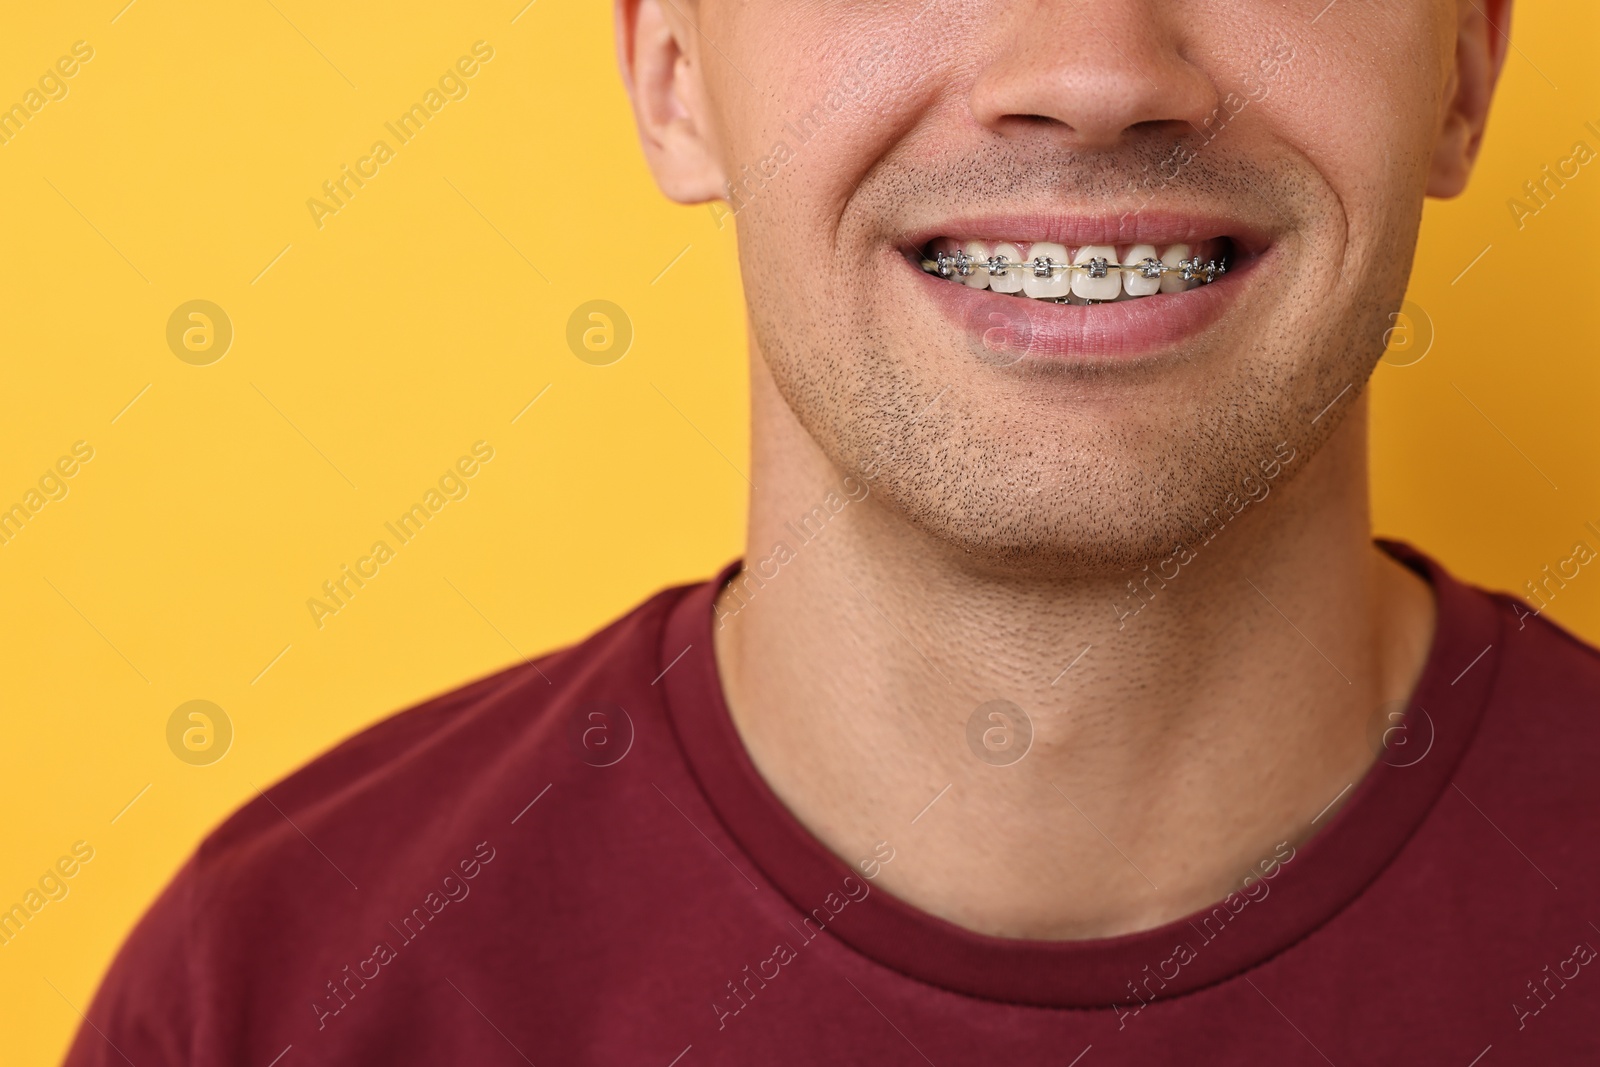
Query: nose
968 0 1220 152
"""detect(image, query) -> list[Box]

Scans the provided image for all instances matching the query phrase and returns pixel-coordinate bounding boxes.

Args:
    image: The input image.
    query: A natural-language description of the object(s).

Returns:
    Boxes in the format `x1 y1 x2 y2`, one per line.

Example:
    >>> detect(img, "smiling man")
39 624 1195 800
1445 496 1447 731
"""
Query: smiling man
66 0 1600 1064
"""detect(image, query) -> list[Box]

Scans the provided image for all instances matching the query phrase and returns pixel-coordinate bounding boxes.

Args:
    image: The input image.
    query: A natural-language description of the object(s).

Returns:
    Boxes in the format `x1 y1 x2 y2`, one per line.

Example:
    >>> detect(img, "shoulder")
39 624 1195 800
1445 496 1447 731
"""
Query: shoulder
66 578 702 1066
1487 591 1600 719
1387 537 1600 732
1450 591 1600 882
195 580 690 889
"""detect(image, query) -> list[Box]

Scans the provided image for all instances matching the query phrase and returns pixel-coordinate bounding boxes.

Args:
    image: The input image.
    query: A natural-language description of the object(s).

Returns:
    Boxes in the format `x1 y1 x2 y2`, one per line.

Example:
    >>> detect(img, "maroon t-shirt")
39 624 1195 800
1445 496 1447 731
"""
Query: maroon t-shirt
65 542 1600 1065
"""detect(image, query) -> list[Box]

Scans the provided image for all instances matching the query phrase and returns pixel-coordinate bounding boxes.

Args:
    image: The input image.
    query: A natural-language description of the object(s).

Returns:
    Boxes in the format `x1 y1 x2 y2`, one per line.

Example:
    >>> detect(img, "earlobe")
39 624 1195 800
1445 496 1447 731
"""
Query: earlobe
615 0 728 204
1426 0 1512 198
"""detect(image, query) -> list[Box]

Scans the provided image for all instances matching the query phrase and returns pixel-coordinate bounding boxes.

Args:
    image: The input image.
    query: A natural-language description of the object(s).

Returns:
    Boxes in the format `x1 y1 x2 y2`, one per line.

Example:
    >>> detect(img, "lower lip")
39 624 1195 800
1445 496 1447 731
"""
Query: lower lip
904 247 1265 365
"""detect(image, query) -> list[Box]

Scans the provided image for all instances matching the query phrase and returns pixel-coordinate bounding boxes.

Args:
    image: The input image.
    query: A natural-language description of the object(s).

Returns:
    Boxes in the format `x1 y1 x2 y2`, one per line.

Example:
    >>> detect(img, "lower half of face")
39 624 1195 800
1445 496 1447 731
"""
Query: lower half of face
717 1 1447 571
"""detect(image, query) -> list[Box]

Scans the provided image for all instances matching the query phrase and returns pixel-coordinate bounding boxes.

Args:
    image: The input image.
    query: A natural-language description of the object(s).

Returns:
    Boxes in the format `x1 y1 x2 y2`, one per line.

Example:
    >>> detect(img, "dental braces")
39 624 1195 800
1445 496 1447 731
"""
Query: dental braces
923 250 1228 284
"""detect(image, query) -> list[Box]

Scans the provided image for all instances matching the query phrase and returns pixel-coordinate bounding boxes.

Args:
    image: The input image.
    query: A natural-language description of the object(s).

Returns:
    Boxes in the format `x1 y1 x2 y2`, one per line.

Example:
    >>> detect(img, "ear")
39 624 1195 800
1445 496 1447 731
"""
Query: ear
616 0 727 203
1427 0 1513 197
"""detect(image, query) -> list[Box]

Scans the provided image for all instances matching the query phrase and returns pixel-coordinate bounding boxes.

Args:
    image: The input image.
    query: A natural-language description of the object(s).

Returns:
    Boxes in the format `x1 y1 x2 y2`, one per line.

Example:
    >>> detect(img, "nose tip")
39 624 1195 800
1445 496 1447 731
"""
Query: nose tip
968 2 1220 153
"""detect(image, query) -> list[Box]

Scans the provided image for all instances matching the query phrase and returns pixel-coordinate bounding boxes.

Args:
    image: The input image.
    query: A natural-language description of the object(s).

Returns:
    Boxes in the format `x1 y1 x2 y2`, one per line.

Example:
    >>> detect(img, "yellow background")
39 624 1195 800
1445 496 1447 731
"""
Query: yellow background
0 2 1594 1062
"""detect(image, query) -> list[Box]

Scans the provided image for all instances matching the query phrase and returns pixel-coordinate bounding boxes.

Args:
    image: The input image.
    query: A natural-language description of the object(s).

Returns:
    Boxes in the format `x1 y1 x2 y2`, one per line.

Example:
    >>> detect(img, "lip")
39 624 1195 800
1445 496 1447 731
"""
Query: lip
897 210 1274 365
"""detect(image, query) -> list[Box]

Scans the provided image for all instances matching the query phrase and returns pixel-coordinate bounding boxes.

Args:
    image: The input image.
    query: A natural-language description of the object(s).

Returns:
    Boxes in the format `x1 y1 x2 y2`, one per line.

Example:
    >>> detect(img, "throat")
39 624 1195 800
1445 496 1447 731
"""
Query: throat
711 396 1433 940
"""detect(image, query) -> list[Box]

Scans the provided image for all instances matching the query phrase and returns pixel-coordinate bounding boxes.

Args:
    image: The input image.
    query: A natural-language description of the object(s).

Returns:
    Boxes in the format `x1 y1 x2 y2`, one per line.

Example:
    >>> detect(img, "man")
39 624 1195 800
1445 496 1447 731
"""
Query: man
68 0 1600 1063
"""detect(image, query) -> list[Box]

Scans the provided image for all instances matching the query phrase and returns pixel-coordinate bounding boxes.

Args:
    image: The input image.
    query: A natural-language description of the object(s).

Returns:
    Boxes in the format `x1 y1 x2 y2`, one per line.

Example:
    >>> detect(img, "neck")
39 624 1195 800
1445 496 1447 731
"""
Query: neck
713 354 1436 939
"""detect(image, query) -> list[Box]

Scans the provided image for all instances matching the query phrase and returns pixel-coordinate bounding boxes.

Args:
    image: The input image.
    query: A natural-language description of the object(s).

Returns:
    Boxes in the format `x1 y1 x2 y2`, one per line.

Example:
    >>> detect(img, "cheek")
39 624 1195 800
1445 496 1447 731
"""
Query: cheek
1251 10 1448 225
706 4 940 214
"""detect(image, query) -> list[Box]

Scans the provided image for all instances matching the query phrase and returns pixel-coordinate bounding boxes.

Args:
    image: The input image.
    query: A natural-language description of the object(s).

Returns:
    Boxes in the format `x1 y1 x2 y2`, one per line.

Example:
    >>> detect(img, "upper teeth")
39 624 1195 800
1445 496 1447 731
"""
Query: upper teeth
923 241 1225 302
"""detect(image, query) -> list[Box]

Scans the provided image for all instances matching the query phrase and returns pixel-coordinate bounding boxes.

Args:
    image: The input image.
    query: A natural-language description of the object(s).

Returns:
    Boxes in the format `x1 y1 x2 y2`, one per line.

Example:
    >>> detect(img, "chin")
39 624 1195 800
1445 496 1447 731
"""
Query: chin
862 462 1259 579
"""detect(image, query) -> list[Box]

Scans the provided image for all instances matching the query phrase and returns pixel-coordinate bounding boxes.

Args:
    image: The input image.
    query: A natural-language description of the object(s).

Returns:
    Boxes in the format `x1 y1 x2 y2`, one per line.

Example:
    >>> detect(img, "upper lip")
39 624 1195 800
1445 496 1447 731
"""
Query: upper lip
898 208 1275 258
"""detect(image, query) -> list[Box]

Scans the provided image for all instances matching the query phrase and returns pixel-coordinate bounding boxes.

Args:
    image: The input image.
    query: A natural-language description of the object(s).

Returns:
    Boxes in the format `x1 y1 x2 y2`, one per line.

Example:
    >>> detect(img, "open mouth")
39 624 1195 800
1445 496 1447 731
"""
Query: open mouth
899 220 1271 363
916 236 1234 304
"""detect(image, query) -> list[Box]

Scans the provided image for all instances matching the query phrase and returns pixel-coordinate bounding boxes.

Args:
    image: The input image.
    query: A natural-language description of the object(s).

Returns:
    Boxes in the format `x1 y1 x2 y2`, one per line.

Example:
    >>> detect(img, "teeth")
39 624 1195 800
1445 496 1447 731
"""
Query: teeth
1071 245 1120 301
921 239 1228 303
962 240 989 289
1123 244 1162 297
1022 242 1072 300
1159 244 1193 294
989 242 1024 293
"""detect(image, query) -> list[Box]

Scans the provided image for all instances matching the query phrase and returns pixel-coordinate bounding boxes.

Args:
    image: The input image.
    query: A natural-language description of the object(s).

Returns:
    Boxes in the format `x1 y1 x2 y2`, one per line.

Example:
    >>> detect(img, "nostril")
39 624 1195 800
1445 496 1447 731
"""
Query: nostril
1009 114 1071 129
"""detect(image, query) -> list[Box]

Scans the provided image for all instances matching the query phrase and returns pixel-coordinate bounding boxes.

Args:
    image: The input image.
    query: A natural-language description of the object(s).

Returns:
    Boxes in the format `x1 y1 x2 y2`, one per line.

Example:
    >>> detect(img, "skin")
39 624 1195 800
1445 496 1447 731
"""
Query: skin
617 0 1511 938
